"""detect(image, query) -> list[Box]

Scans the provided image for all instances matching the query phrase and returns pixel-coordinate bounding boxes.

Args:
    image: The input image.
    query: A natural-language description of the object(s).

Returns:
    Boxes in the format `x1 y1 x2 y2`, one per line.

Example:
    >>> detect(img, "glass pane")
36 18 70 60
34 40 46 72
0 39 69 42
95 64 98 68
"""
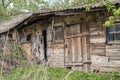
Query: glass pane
106 23 120 42
106 27 114 41
108 34 114 41
108 26 115 32
54 26 63 41
114 23 120 40
115 33 120 40
115 23 120 32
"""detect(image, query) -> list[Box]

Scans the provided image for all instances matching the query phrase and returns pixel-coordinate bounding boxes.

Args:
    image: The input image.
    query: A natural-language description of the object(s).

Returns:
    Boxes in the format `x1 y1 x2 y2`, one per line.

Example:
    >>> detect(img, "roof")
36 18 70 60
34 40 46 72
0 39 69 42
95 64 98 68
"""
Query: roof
0 1 120 34
0 9 55 34
0 13 32 34
110 0 120 4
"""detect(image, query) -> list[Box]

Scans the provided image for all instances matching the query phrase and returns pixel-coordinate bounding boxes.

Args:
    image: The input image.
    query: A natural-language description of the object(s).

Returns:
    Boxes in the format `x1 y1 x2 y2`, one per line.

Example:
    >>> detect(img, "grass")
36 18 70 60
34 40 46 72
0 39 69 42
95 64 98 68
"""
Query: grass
1 65 120 80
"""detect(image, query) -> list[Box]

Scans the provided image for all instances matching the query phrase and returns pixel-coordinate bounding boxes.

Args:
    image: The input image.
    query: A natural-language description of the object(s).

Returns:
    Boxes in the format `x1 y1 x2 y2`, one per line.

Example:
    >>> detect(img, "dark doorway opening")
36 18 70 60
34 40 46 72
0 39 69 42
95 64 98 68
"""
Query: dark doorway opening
42 30 47 61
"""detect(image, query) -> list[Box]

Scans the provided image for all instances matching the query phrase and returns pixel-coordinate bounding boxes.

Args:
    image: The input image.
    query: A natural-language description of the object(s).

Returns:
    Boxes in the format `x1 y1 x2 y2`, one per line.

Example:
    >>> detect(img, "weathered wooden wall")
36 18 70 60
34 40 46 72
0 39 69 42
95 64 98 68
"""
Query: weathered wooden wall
17 21 49 64
49 11 120 72
1 10 119 73
0 33 16 53
89 19 120 73
46 24 65 67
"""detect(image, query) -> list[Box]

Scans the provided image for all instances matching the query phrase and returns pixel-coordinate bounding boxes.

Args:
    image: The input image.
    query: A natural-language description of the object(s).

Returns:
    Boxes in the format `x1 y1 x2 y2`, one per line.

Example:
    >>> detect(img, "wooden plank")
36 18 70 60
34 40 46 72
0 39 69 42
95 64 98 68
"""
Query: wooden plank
64 33 89 39
75 24 80 62
90 31 104 36
65 62 83 66
93 65 120 68
100 67 120 73
90 38 105 43
109 57 120 60
106 53 120 57
65 39 69 63
53 49 64 54
91 47 105 56
106 45 120 49
109 60 120 64
108 41 120 44
75 37 78 62
78 37 82 62
91 55 109 65
69 38 72 63
72 37 75 62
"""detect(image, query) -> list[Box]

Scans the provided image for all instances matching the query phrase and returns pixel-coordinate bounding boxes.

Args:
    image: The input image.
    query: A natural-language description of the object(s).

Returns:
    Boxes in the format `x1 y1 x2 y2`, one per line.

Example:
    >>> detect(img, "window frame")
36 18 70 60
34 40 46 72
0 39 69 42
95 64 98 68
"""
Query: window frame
106 22 120 44
53 23 64 42
20 34 32 43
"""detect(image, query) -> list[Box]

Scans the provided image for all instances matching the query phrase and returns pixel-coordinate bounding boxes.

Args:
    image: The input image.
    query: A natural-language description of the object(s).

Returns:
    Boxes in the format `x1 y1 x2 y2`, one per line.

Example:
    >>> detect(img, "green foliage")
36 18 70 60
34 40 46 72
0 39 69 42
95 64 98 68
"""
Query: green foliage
103 0 120 27
104 16 114 27
10 0 49 14
0 0 49 22
12 44 27 66
113 8 120 16
51 0 98 10
0 0 120 28
48 67 70 80
1 65 120 80
12 45 25 59
104 0 115 12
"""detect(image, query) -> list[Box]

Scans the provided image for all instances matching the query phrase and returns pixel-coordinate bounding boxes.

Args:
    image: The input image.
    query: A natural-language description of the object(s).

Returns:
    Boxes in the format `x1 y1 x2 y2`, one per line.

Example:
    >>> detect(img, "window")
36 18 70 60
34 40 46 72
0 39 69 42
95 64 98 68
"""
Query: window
8 34 13 38
20 34 31 43
106 23 120 42
27 34 31 41
53 26 63 41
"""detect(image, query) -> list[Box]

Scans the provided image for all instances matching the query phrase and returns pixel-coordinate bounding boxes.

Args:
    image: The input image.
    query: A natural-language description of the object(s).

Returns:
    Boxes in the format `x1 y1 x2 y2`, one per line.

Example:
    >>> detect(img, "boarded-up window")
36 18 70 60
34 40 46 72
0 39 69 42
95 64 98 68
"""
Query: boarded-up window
53 26 63 41
106 23 120 42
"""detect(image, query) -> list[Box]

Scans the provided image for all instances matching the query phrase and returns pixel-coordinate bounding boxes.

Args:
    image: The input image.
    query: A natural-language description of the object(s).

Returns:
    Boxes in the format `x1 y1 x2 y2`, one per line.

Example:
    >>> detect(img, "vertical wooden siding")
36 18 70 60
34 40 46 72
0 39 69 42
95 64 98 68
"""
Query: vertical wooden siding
65 23 91 71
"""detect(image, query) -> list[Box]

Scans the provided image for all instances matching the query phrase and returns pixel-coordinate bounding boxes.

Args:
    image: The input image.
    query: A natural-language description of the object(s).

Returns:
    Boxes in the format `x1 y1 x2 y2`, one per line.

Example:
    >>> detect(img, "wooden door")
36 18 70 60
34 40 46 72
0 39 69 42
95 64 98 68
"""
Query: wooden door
65 23 91 71
31 30 46 62
36 30 45 61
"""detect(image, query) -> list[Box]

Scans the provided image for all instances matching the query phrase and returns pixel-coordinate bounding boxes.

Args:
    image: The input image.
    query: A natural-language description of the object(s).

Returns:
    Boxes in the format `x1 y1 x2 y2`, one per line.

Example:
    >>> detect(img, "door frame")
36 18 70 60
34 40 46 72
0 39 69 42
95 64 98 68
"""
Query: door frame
64 23 91 71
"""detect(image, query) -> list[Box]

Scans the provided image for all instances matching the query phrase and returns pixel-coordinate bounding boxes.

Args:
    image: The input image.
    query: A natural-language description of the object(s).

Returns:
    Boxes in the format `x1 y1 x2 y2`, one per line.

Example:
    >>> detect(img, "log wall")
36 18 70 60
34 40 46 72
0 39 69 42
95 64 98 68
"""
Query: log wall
46 25 65 67
51 12 120 72
1 10 120 73
90 21 120 73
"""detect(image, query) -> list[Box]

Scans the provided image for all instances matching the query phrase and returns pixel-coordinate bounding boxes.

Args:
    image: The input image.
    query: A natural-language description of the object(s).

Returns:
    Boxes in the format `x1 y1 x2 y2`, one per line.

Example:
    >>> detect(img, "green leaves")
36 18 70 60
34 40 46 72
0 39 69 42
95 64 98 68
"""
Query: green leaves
113 8 120 16
0 0 49 22
104 0 115 12
104 16 114 27
2 66 120 80
10 0 49 14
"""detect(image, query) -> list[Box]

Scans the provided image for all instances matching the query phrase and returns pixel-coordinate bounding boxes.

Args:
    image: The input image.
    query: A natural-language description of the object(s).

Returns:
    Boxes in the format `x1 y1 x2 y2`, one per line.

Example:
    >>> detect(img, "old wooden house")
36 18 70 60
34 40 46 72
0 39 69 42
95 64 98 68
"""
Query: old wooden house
0 1 120 72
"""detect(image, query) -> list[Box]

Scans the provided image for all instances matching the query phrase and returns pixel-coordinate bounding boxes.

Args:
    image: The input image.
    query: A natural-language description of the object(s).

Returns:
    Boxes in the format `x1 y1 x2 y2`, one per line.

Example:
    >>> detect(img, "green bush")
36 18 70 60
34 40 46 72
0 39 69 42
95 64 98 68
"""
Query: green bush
1 65 120 80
